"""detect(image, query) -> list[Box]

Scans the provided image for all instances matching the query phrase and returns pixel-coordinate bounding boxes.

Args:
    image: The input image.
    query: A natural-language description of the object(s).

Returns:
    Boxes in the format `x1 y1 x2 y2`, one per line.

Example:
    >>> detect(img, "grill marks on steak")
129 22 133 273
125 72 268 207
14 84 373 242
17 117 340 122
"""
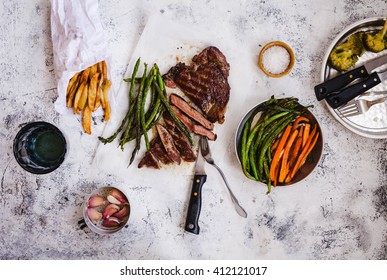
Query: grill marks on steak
138 118 196 168
156 124 181 165
163 46 230 124
138 137 173 169
163 113 196 162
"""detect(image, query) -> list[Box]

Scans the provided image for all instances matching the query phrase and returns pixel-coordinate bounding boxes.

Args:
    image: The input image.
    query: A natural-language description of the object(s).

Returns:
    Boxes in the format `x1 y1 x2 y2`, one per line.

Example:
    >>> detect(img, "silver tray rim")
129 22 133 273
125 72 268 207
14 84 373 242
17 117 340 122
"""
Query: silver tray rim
320 17 387 139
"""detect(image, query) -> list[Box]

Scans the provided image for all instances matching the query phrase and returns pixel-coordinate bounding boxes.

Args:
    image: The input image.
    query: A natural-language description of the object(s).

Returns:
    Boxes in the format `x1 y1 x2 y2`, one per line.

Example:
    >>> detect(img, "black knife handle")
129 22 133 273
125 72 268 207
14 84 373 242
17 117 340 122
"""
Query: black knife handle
184 174 206 235
325 72 381 109
314 65 369 100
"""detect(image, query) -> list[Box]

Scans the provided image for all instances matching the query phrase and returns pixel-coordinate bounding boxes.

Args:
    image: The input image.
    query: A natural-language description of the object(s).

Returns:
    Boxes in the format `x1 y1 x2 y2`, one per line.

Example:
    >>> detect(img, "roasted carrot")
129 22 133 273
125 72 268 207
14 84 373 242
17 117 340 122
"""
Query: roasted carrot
288 125 318 180
299 125 304 136
292 116 309 130
303 123 310 147
271 137 280 152
269 124 292 181
278 129 299 183
288 135 303 170
300 132 319 167
273 157 282 187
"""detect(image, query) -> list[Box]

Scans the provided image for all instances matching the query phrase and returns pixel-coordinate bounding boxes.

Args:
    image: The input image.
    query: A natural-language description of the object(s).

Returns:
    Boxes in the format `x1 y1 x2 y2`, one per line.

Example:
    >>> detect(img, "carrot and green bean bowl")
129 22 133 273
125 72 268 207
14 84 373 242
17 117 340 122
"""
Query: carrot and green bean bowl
235 96 323 193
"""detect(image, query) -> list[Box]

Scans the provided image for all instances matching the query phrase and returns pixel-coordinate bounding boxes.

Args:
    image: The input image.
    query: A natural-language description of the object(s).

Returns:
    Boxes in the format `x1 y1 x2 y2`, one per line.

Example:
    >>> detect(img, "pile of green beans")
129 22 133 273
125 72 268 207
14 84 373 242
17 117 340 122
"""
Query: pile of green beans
98 58 192 165
240 96 309 193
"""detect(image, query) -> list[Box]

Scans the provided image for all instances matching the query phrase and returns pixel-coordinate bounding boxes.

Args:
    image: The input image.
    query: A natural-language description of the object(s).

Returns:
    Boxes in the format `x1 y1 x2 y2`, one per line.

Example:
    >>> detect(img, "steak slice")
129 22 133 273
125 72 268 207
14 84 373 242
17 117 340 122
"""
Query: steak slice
170 94 214 130
138 150 160 169
138 137 173 168
163 46 230 124
150 137 173 165
156 124 181 164
171 105 217 141
163 113 197 162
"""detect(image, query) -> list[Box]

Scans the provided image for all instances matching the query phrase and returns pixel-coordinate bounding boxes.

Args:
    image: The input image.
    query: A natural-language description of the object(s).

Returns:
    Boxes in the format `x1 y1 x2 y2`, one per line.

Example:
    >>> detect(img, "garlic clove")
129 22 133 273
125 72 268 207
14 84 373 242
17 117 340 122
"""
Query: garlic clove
109 189 128 204
87 207 102 221
102 203 120 219
107 195 121 205
88 195 106 208
102 216 121 227
113 205 130 219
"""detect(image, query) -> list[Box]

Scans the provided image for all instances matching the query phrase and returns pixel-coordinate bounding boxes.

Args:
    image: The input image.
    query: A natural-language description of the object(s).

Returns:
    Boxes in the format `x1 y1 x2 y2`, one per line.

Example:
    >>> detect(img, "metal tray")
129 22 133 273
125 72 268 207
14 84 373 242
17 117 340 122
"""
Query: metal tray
321 17 387 139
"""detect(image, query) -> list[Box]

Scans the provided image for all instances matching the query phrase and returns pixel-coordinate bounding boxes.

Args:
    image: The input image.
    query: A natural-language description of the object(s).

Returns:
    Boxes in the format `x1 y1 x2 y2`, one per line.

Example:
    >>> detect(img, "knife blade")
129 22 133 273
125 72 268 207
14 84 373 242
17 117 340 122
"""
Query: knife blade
315 54 387 101
184 147 206 235
326 69 387 109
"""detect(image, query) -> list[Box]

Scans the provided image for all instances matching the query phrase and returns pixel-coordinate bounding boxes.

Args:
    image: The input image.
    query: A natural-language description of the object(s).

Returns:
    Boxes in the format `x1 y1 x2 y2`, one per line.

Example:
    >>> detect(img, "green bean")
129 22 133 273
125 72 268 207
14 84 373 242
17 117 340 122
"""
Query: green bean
129 64 148 164
123 77 141 83
129 58 141 101
140 66 156 150
240 118 252 175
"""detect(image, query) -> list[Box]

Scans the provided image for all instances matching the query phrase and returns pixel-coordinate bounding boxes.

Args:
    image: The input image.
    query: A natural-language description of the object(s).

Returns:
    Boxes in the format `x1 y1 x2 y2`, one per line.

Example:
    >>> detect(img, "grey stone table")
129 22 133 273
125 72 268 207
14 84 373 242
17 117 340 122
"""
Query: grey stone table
1 0 386 259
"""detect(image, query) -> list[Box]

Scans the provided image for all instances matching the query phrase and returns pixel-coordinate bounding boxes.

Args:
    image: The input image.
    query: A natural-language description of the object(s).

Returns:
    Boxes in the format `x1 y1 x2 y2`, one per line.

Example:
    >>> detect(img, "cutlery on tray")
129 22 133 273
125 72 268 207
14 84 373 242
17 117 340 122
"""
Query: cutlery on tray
315 53 387 100
325 68 387 108
338 95 387 118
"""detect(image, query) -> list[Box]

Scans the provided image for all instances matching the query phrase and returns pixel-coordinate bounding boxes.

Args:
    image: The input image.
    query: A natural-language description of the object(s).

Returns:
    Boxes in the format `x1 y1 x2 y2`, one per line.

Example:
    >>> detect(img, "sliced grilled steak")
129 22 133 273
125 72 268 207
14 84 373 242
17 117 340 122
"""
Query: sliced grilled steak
170 94 214 130
156 124 181 164
138 150 160 169
150 137 174 165
163 113 197 162
171 105 217 141
138 137 173 168
163 46 230 124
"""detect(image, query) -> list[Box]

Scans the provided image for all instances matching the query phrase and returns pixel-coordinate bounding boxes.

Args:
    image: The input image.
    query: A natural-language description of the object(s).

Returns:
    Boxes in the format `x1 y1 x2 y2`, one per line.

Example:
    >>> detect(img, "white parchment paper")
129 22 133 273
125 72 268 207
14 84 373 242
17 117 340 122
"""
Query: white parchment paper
92 13 253 184
50 0 114 115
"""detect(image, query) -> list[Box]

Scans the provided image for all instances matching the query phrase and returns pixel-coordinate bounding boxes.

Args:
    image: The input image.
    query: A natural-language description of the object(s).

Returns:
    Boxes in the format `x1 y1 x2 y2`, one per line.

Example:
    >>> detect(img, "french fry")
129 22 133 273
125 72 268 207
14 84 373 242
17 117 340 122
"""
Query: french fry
66 78 80 108
102 80 112 121
78 82 89 110
73 82 86 114
97 61 104 74
82 106 92 134
104 100 111 121
94 76 103 111
80 67 91 84
102 60 108 81
66 72 80 96
89 64 97 80
88 73 99 110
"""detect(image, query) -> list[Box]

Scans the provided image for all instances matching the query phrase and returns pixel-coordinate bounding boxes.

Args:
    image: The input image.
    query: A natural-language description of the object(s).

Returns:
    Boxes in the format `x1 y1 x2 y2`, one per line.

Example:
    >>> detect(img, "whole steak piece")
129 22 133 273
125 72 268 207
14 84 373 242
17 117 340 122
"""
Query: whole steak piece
164 46 230 124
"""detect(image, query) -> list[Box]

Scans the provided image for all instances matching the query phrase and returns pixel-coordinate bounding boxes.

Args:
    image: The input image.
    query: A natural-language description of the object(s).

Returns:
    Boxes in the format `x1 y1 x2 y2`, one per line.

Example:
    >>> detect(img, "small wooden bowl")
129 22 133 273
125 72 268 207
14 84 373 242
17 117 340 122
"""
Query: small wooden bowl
258 41 295 78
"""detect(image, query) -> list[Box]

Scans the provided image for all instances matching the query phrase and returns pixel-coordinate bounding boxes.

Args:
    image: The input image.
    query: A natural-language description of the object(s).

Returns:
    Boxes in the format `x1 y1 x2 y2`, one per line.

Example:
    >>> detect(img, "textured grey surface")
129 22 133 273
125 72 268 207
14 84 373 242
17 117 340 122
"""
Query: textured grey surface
0 0 386 260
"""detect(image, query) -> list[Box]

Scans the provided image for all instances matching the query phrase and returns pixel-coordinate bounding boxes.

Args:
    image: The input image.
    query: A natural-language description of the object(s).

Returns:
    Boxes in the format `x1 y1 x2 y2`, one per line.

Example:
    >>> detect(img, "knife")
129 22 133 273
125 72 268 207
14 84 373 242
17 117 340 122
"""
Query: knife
325 69 387 109
315 54 387 101
184 146 207 235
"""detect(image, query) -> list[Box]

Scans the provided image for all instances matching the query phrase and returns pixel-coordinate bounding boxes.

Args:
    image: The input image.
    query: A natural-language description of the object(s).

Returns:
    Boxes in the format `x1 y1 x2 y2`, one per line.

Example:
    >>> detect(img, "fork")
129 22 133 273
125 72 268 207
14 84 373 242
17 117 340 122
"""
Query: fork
338 95 387 118
200 136 247 218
